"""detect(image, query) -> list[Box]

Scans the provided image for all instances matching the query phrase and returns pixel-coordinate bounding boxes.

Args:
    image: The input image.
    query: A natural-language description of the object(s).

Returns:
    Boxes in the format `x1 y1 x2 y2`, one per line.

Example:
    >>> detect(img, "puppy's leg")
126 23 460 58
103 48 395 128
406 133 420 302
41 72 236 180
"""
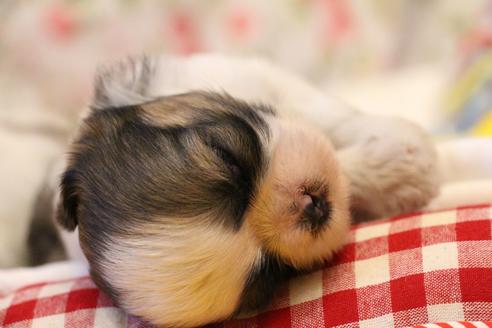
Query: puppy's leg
426 138 492 210
328 113 440 221
436 137 492 183
426 180 492 210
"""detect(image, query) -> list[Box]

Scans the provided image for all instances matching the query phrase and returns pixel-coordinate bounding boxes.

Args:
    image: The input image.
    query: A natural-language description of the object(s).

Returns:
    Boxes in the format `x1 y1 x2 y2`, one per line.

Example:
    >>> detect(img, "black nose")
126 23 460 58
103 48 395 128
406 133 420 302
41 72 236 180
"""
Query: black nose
299 193 332 234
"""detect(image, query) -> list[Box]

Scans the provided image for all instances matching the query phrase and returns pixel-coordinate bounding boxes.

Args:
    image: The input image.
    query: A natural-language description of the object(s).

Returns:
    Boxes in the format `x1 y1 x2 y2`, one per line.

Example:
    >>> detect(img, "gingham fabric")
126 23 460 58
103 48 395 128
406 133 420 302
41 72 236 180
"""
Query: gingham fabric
1 205 491 327
412 322 492 328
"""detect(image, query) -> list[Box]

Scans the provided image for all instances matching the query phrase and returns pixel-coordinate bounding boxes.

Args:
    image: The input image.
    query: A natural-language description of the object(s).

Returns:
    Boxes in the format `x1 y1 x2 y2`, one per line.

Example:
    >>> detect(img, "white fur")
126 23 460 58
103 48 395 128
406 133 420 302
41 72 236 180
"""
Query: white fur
426 138 492 210
105 222 261 327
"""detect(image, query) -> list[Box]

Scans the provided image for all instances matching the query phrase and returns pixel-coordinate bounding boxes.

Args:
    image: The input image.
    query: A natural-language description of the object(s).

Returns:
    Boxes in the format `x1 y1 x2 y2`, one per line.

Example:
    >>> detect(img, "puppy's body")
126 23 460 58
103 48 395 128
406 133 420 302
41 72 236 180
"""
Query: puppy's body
14 55 439 327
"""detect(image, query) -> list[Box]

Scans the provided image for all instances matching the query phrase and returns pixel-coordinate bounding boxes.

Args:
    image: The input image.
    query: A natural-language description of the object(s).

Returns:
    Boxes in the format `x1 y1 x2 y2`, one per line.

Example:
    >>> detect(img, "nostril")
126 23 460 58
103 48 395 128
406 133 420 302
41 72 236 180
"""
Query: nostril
299 192 332 233
298 193 313 209
310 194 321 208
304 194 327 220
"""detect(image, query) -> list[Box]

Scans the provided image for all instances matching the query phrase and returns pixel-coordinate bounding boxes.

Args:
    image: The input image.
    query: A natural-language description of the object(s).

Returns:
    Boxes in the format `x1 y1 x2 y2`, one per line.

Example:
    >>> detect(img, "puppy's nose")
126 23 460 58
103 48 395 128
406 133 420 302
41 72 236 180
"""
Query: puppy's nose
299 193 331 233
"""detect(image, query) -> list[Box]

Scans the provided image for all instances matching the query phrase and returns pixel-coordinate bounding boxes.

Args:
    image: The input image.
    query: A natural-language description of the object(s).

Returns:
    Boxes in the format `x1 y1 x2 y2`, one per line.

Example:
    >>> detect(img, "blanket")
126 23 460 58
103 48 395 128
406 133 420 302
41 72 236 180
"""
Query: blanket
1 205 491 327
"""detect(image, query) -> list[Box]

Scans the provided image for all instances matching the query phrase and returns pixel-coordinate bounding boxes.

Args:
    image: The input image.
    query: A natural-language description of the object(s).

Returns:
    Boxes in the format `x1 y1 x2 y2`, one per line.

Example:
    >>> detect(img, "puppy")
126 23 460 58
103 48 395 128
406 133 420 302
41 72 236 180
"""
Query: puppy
33 55 439 327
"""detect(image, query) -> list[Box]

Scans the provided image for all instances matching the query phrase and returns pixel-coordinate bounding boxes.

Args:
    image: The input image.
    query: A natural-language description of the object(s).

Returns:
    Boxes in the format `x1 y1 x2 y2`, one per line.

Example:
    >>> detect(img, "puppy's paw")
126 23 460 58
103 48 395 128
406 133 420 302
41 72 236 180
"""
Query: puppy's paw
340 126 440 222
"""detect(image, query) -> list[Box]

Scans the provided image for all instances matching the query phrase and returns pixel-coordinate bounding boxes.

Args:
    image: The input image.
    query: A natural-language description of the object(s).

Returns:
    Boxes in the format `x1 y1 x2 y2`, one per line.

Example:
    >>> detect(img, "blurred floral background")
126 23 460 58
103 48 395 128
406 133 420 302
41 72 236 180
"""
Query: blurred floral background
1 0 492 267
0 0 491 133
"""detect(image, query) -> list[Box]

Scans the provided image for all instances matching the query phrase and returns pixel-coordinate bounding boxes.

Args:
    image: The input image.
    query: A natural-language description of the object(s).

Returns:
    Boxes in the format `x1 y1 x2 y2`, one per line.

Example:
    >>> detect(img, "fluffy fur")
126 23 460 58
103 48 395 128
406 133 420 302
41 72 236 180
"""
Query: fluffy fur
13 55 442 327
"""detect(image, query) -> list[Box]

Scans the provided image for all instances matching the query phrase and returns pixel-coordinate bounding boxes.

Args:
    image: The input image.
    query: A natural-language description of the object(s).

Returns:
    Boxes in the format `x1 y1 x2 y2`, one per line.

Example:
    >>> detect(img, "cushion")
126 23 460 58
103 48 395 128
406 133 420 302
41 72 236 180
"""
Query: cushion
1 205 491 327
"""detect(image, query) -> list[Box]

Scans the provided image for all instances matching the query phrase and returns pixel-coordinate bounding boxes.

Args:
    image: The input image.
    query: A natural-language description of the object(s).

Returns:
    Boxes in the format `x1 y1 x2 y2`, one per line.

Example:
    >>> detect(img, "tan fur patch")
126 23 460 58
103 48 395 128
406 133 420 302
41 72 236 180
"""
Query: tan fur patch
246 120 351 268
140 92 244 127
103 221 261 327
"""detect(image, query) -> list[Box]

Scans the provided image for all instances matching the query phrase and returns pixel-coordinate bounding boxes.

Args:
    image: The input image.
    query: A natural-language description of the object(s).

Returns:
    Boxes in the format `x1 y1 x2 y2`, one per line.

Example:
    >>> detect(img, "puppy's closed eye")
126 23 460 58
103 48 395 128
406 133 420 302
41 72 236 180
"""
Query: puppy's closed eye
209 141 242 177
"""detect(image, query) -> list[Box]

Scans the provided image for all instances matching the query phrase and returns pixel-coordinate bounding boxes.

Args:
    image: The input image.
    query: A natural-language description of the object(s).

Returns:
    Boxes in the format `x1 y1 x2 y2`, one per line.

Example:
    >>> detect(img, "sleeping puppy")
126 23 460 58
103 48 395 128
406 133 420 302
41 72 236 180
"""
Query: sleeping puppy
32 55 439 327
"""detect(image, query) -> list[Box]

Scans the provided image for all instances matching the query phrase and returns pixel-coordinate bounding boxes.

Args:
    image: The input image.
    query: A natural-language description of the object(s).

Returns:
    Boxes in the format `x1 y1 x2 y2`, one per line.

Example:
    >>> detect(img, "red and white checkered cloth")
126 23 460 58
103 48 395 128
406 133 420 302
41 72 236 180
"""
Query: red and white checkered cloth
1 205 491 327
413 322 492 328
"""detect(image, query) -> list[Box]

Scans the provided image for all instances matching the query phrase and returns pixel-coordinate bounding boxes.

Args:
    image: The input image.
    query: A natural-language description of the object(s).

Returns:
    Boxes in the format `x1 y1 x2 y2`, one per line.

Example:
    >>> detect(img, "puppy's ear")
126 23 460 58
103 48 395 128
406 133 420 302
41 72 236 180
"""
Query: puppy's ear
92 55 157 110
56 169 80 231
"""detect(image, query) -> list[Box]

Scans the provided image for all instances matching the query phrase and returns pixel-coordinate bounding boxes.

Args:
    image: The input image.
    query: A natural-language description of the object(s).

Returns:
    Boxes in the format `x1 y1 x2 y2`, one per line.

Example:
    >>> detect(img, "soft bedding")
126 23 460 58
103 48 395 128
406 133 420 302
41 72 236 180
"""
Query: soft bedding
1 205 491 327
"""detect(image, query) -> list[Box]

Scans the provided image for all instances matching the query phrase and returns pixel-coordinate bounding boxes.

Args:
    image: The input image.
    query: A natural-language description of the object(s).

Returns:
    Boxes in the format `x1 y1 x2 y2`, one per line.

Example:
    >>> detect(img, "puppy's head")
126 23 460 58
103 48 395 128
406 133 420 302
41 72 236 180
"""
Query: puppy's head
57 91 350 326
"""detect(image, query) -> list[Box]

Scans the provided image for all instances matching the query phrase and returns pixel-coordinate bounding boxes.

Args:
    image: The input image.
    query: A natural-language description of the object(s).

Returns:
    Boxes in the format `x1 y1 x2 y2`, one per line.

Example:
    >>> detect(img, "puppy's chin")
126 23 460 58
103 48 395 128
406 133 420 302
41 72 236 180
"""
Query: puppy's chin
246 119 351 269
93 222 261 328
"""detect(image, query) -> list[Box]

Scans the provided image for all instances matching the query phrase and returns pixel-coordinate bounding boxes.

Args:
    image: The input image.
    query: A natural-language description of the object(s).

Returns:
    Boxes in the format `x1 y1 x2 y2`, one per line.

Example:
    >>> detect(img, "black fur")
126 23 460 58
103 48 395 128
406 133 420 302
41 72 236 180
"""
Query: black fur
56 170 80 231
28 184 66 266
239 252 297 311
56 92 272 299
